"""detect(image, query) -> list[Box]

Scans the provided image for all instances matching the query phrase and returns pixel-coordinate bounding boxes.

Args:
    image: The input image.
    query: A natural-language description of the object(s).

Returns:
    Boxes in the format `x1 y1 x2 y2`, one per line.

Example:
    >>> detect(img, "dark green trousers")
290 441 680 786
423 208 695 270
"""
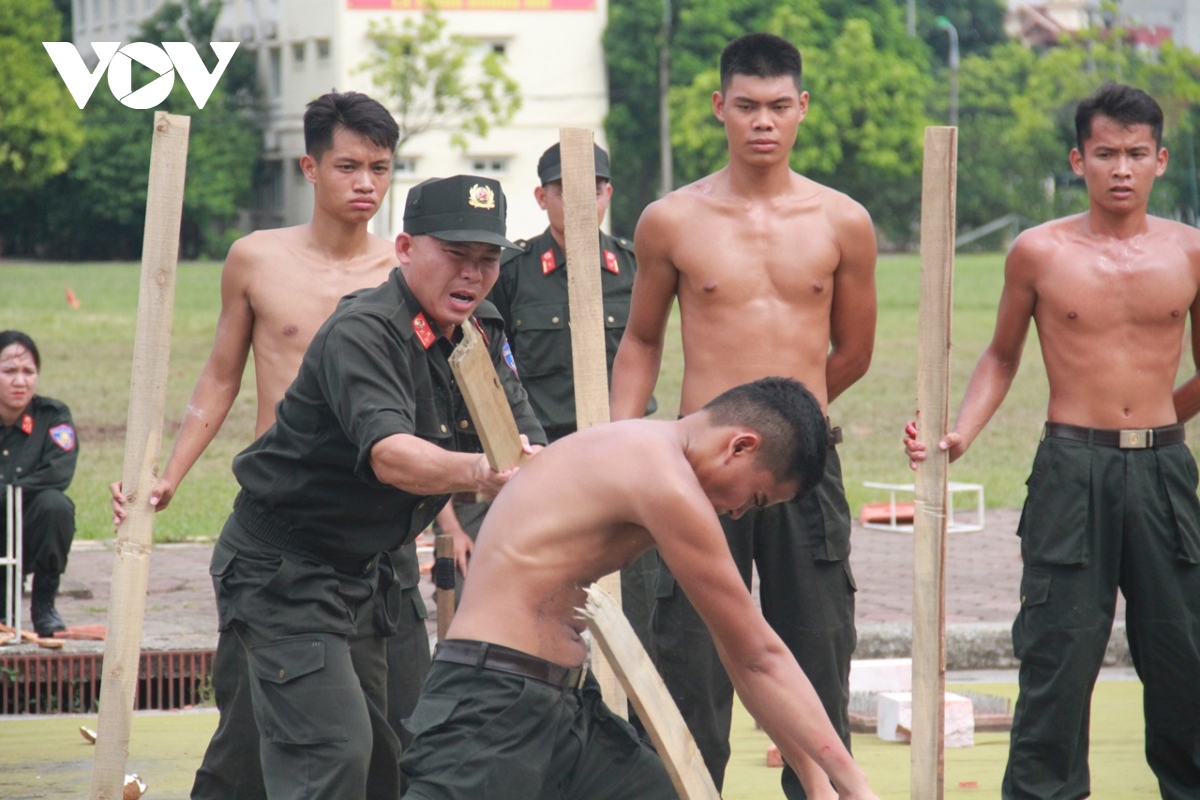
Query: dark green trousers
202 515 411 800
1003 436 1200 800
651 448 856 799
402 658 675 799
193 539 429 800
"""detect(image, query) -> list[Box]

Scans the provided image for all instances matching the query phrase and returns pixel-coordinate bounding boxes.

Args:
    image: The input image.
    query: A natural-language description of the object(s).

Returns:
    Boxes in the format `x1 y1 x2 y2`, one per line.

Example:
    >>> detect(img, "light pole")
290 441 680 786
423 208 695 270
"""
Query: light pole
936 16 959 128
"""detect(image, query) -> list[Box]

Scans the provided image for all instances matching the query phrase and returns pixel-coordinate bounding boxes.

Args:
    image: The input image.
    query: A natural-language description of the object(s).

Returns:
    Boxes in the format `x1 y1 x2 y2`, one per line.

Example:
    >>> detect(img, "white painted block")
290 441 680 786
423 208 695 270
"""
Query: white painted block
849 658 912 693
876 691 975 748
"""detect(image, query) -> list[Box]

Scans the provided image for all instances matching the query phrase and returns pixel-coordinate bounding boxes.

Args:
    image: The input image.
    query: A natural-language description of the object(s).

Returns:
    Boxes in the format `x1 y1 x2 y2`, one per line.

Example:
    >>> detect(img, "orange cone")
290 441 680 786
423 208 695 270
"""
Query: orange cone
65 286 81 309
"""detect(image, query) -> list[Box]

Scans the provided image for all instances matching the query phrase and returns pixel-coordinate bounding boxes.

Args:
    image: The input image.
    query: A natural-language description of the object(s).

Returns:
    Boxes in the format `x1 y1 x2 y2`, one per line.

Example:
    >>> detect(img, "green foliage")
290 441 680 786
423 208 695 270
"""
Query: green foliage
0 0 84 193
360 7 521 153
0 0 261 260
918 0 1008 64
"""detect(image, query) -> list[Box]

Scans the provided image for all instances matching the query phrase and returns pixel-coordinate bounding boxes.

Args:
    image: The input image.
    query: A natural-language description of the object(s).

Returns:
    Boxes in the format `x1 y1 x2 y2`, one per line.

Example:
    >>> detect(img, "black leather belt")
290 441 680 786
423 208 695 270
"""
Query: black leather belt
434 639 587 689
1043 422 1185 449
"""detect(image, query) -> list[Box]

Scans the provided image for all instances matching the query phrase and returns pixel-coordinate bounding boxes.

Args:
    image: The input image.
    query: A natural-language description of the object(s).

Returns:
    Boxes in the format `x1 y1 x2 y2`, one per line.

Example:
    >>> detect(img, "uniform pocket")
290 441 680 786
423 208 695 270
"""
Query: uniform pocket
1017 441 1091 567
247 638 347 745
404 692 461 738
510 303 571 378
1158 447 1200 564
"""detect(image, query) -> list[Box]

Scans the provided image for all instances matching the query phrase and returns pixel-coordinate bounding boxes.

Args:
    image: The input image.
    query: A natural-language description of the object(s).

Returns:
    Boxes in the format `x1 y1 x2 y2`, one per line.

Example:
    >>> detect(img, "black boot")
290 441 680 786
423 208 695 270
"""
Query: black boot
31 572 66 638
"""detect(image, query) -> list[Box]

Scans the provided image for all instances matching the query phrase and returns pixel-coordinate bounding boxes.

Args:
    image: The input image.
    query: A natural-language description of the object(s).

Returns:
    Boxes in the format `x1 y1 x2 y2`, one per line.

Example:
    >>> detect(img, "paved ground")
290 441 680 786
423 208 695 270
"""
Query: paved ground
2 507 1130 667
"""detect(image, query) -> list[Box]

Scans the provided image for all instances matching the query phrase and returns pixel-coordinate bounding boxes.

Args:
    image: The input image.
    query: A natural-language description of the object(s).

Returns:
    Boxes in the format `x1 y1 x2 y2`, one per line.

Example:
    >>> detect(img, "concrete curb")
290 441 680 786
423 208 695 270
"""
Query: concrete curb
855 621 1131 670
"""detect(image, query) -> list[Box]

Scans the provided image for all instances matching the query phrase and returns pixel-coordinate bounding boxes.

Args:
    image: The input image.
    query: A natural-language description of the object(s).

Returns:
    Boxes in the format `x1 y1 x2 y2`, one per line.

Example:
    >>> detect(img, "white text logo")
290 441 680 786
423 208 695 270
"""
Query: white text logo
43 42 240 110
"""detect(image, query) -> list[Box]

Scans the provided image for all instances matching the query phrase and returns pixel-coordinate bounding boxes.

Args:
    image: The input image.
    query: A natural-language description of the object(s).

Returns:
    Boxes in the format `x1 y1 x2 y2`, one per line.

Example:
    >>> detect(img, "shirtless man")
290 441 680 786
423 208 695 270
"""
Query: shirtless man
401 377 879 800
905 83 1200 800
111 91 423 799
609 32 877 799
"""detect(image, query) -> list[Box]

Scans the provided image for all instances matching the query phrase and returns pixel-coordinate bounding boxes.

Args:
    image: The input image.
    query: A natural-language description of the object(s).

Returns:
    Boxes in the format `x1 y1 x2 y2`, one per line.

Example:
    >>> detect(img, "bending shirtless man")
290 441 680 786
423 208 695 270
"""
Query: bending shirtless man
906 83 1200 799
610 32 876 799
401 377 879 800
112 92 425 798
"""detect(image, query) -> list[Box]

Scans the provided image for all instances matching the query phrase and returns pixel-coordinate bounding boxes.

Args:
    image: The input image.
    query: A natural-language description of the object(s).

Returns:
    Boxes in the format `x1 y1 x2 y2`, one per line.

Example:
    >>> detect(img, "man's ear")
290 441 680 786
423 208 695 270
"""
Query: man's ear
300 153 317 185
728 430 762 460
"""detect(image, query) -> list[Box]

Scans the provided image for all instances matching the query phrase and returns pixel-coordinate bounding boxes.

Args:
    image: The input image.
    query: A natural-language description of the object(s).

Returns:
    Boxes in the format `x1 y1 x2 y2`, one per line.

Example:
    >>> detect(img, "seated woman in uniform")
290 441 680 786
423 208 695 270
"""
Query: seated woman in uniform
0 330 78 637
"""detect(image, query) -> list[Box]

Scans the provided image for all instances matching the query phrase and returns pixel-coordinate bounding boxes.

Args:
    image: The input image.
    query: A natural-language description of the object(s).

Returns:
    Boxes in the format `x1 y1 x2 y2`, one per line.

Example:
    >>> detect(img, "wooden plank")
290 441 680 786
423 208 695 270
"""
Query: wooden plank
90 111 190 800
559 127 624 714
911 125 957 800
581 586 720 800
448 321 526 472
434 534 456 640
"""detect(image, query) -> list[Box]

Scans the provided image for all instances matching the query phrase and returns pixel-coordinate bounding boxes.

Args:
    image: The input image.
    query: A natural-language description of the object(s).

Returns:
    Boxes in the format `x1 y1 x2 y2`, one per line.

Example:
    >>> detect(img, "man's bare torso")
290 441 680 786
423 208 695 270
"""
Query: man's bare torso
656 171 859 413
447 421 678 667
236 226 396 433
1022 215 1200 428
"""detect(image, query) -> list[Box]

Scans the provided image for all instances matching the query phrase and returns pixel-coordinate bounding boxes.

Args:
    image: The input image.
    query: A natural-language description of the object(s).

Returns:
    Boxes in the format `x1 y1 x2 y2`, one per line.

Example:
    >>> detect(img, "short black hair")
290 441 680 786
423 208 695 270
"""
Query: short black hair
0 330 40 370
719 33 803 94
702 377 827 494
1075 82 1164 151
304 91 400 159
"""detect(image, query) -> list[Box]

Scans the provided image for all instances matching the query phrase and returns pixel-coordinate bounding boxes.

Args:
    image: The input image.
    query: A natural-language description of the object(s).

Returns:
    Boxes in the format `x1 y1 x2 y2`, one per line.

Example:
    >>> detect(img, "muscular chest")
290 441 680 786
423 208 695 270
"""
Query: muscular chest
673 212 840 307
1036 254 1197 331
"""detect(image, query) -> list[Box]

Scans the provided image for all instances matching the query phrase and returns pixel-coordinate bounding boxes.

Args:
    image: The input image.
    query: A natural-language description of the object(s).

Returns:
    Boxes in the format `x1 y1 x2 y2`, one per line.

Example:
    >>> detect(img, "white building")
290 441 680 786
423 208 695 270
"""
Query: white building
72 0 612 239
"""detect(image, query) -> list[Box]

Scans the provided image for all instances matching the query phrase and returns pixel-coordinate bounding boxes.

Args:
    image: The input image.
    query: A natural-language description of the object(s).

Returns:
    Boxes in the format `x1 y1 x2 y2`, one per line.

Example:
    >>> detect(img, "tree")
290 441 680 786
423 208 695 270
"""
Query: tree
0 0 84 194
0 0 261 259
359 7 521 153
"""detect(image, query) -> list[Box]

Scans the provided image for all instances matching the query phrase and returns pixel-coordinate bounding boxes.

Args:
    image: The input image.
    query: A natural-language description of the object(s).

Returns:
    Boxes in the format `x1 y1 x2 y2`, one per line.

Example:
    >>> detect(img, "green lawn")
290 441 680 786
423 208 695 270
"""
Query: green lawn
2 255 1199 542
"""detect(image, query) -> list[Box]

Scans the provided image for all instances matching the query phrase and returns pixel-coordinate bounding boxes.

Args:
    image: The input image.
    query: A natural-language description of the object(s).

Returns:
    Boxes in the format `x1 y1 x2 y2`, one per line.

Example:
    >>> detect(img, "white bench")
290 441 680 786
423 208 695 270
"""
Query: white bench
861 481 985 533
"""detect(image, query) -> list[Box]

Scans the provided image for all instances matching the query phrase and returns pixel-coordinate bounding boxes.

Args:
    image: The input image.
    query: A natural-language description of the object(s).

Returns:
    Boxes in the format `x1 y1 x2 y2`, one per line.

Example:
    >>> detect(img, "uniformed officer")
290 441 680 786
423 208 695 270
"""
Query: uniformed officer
0 330 78 638
202 175 546 800
435 143 658 660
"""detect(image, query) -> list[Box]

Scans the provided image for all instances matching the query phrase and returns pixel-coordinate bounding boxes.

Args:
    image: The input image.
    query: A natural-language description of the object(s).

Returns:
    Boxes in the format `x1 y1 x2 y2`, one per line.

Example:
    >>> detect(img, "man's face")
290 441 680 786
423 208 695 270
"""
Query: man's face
703 437 800 520
535 179 613 238
713 74 807 166
396 234 503 337
1070 115 1167 215
302 126 394 224
0 344 38 420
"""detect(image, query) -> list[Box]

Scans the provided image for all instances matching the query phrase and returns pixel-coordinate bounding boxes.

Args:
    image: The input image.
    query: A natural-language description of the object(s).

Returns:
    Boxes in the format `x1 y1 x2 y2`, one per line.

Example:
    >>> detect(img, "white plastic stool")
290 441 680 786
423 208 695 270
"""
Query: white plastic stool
3 485 23 641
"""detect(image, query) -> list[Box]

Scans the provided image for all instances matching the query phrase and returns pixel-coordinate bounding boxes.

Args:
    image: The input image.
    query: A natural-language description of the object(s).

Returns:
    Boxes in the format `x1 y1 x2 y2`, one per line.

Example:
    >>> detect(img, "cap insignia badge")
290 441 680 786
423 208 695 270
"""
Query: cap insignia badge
468 184 496 210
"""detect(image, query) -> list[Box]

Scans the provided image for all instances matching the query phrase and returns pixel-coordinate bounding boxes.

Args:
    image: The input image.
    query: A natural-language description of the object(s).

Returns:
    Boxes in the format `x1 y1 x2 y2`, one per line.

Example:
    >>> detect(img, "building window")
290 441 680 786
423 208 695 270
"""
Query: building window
292 42 306 64
469 156 509 175
268 46 282 98
394 157 418 174
316 39 331 60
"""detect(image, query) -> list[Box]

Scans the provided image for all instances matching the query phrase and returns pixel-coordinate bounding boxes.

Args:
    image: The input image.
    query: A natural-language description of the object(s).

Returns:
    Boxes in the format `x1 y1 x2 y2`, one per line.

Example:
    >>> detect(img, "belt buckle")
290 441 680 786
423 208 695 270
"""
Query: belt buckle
569 667 586 690
1119 429 1152 449
827 426 843 447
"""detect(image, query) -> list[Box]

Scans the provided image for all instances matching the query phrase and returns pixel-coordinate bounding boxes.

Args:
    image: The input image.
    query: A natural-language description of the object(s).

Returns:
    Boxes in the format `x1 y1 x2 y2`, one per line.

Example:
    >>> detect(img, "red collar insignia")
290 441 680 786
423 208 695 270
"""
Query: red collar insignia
20 414 33 435
412 313 436 349
541 249 557 275
603 250 620 275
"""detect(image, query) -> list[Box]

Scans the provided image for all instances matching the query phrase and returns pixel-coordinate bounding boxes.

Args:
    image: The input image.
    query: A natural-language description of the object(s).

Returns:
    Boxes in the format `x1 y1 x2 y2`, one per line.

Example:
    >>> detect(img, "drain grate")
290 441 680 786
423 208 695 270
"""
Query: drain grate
0 649 215 714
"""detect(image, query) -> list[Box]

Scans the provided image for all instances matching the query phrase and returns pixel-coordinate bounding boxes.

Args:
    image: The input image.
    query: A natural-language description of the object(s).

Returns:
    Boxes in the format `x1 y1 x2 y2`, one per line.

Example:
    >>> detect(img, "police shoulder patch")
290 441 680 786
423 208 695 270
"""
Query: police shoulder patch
49 424 76 452
502 341 518 376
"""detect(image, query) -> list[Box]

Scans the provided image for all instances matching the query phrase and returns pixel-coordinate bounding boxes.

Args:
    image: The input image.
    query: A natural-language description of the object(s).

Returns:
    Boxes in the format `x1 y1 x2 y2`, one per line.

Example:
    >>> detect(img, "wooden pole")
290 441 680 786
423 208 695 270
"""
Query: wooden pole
434 533 457 640
559 127 625 715
911 126 957 800
581 586 719 800
90 111 189 800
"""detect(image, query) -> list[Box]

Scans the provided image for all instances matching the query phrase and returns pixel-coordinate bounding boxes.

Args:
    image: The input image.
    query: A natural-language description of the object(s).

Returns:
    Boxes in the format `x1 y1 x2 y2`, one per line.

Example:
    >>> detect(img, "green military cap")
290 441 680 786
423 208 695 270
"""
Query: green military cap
537 142 611 184
404 175 521 250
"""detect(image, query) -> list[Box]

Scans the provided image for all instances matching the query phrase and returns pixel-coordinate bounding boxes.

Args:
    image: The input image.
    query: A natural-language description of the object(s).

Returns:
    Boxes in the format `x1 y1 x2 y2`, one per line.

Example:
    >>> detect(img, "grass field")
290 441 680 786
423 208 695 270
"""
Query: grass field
0 678 1157 799
3 254 1200 542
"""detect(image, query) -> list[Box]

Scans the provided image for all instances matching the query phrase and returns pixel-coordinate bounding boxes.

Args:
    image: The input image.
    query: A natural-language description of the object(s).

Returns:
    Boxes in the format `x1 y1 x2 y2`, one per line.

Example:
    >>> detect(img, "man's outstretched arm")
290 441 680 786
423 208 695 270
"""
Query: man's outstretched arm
111 239 256 524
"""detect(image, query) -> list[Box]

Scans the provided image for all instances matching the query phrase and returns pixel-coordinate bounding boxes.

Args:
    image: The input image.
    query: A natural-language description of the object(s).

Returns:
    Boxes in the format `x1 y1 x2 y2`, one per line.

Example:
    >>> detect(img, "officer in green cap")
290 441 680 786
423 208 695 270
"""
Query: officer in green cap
203 174 546 800
433 142 658 665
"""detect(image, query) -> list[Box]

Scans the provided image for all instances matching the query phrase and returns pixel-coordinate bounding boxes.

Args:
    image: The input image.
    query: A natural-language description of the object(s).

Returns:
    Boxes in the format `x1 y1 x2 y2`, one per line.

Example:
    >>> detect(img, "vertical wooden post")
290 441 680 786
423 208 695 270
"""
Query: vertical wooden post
911 126 957 800
89 112 189 800
559 127 624 714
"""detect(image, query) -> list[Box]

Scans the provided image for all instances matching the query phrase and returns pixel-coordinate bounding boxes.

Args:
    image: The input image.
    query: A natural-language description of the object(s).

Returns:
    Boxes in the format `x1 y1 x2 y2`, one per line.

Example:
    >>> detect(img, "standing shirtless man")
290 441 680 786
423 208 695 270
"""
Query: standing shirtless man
905 83 1200 799
111 91 425 798
609 33 877 800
